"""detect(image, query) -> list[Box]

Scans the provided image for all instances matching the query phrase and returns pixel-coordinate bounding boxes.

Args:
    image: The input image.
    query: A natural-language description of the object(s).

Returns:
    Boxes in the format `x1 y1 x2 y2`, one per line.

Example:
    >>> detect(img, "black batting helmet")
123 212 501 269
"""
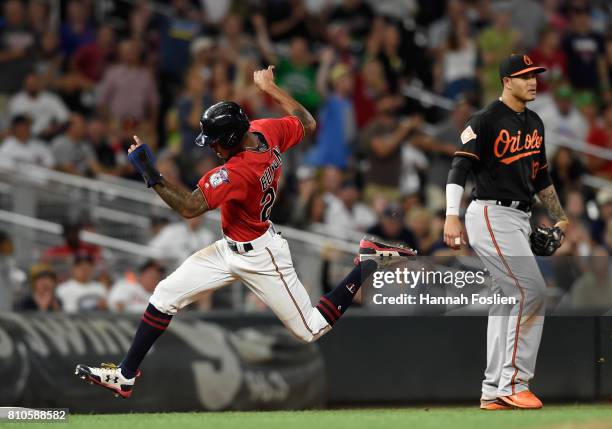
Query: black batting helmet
195 101 250 149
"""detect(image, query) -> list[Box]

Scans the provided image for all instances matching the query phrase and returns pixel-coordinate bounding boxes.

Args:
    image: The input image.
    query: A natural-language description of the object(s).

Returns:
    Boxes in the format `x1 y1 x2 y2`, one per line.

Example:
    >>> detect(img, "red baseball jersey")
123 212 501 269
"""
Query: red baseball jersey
197 116 304 242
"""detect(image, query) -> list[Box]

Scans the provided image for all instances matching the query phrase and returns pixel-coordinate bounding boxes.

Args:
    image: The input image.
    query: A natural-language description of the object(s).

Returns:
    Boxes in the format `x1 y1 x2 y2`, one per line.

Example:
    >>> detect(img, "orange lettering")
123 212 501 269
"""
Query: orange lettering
494 129 511 158
531 161 539 179
510 130 523 152
495 129 543 164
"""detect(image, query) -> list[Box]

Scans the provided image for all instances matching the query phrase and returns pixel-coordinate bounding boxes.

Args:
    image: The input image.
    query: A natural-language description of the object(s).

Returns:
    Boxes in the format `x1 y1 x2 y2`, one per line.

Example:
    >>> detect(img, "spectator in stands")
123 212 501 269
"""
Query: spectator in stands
321 165 344 197
434 17 478 100
43 222 101 272
98 39 159 135
35 30 63 89
0 0 36 96
607 39 612 92
127 1 158 68
528 26 567 95
586 104 612 179
352 58 392 129
591 189 612 246
59 0 95 58
0 231 26 311
28 0 50 37
260 0 312 42
14 263 61 312
175 66 214 157
324 22 357 70
218 14 256 61
8 72 69 140
478 3 521 104
557 219 594 257
256 16 321 113
327 0 374 43
72 24 116 83
428 0 466 54
88 118 121 175
426 210 449 255
306 63 355 169
0 114 55 168
148 216 216 268
576 91 599 135
509 0 546 51
424 99 473 192
156 0 202 123
51 113 101 176
55 252 107 313
53 58 96 116
399 123 429 200
359 100 422 204
562 3 609 99
186 36 216 89
323 179 376 239
108 259 164 313
606 219 612 255
366 202 418 250
209 56 234 105
570 247 612 308
289 166 324 230
542 0 567 31
407 207 437 255
369 18 409 94
549 147 586 203
535 84 588 158
565 188 589 223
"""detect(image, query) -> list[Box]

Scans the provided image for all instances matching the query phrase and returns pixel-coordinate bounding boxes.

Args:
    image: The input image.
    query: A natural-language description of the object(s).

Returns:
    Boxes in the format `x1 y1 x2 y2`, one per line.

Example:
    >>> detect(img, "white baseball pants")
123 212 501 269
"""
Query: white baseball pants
465 200 546 398
149 227 331 343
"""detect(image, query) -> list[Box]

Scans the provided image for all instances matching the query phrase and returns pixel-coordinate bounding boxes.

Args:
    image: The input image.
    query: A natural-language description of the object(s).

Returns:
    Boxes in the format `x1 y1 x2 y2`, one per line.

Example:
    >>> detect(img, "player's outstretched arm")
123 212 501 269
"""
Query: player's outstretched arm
153 182 208 219
536 184 569 232
128 136 209 218
253 65 316 137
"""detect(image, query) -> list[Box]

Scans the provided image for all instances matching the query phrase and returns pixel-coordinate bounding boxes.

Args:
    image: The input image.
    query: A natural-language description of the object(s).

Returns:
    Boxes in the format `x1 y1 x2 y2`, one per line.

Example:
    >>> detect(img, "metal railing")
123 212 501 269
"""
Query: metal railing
0 160 358 305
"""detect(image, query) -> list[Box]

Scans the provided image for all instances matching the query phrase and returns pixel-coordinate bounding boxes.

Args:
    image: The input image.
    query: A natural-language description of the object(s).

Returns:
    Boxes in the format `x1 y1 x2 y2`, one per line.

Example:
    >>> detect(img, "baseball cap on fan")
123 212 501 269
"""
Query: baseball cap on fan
499 54 547 80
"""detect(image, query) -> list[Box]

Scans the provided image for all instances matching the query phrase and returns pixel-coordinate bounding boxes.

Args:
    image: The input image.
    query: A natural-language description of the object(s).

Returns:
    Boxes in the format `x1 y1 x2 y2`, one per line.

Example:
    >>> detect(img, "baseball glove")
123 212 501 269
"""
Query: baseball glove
530 226 564 256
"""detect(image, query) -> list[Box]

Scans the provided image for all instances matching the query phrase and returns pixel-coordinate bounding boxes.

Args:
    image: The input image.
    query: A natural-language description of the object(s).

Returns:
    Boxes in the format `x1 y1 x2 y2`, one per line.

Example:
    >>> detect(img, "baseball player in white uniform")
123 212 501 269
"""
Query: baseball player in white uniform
74 66 415 398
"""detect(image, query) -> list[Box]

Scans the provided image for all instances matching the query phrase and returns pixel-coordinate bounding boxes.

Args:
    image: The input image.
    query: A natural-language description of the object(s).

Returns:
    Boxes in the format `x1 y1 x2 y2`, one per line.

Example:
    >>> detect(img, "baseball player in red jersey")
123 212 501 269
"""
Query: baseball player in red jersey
74 66 415 398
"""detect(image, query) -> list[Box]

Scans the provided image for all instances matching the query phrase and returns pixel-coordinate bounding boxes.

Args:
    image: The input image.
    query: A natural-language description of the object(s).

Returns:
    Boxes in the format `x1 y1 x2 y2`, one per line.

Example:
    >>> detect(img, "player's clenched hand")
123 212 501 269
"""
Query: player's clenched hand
254 65 276 93
128 135 144 155
444 215 467 250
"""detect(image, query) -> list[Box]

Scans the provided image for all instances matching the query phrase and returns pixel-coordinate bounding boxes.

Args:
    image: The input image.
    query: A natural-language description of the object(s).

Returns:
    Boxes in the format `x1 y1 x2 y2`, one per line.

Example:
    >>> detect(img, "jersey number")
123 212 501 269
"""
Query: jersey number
260 188 276 222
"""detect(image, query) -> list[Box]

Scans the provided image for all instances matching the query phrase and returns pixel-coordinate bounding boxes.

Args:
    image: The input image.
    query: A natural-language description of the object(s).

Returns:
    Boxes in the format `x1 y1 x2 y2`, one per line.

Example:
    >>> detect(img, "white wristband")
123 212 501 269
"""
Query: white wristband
446 183 464 216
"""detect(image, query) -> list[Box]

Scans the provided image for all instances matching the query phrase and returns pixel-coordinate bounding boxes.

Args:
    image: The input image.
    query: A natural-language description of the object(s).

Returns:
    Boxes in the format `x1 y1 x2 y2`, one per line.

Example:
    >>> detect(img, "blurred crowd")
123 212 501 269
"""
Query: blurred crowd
0 0 610 312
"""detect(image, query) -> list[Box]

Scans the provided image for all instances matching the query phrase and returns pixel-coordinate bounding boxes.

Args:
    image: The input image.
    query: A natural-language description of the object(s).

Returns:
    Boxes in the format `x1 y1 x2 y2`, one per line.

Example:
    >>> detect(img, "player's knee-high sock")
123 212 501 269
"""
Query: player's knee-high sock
316 259 378 326
119 303 173 378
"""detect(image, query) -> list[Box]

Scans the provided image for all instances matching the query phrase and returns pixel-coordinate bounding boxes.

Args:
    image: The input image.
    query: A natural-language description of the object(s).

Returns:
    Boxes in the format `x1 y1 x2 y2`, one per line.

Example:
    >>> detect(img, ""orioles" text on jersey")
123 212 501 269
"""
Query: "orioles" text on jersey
453 99 551 202
494 128 543 164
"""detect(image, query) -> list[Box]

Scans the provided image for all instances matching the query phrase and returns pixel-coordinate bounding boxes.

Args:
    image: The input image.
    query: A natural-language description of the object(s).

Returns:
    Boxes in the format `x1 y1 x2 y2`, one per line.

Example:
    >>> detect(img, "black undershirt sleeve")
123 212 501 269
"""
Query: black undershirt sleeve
446 155 475 187
533 166 552 192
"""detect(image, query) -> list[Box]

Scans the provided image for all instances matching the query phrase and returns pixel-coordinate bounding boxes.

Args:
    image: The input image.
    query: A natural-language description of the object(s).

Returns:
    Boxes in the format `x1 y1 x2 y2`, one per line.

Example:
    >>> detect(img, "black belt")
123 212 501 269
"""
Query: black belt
494 199 532 212
227 241 253 253
226 225 278 254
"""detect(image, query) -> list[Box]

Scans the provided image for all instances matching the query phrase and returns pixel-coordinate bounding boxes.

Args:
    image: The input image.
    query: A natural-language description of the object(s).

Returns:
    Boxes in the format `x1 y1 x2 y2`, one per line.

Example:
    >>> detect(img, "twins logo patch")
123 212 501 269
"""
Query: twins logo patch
208 168 230 189
460 125 477 144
